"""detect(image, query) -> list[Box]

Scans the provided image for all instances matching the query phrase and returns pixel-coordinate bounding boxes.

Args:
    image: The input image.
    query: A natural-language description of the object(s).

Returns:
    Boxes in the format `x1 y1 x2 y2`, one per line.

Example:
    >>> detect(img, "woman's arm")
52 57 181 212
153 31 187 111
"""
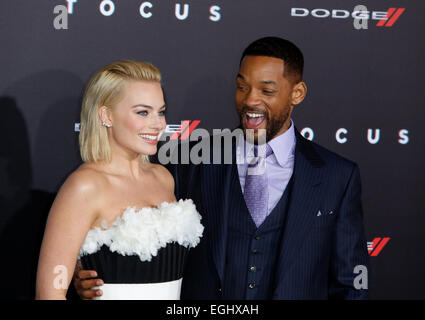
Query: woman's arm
36 170 99 300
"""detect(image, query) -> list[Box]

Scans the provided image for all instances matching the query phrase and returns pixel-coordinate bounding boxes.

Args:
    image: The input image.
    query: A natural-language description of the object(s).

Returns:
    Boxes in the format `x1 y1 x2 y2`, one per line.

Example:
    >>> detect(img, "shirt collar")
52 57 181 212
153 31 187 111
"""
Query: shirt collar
267 119 296 168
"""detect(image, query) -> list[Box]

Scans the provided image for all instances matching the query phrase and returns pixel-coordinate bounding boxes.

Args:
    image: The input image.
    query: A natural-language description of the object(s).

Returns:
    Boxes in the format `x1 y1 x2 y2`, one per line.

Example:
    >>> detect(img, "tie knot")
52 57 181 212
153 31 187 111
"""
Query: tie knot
253 144 273 158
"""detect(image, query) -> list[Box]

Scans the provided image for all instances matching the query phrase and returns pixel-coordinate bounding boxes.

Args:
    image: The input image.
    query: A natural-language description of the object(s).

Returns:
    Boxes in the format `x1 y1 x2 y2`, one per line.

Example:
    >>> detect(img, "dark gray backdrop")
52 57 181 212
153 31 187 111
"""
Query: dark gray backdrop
0 0 424 299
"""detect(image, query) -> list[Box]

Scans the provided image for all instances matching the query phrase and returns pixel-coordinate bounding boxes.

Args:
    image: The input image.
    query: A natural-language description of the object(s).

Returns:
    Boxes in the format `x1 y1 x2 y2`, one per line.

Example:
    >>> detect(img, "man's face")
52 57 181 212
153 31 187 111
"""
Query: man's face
235 55 295 143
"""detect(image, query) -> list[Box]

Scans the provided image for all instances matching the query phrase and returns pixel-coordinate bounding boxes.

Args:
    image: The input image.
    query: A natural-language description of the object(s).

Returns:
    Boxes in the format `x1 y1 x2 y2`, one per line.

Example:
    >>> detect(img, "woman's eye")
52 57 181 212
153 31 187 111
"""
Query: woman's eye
159 110 166 116
138 111 148 116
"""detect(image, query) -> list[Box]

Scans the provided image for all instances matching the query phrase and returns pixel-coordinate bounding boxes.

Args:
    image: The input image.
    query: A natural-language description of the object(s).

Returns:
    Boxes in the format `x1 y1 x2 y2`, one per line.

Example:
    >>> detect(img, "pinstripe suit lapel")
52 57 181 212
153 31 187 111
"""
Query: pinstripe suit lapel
274 132 327 282
201 141 239 284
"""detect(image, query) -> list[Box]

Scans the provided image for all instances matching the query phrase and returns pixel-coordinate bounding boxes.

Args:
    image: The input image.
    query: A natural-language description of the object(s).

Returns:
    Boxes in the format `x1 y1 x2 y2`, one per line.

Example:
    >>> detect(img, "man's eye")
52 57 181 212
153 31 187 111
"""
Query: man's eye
138 111 148 116
263 90 276 95
237 85 247 91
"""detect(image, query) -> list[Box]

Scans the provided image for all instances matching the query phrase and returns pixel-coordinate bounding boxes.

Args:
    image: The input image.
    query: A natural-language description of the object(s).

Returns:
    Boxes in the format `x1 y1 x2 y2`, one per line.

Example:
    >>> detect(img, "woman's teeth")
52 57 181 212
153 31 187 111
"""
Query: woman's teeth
138 134 157 141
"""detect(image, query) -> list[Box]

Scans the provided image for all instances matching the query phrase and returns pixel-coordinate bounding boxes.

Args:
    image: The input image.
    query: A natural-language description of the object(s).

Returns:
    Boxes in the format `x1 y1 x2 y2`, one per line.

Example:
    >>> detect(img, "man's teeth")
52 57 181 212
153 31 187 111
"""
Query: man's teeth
138 134 157 141
246 112 264 118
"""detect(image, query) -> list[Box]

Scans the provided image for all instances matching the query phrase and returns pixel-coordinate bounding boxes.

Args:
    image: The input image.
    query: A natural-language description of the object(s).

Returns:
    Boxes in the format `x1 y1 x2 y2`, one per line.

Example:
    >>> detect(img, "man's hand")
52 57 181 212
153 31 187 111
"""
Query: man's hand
73 262 104 300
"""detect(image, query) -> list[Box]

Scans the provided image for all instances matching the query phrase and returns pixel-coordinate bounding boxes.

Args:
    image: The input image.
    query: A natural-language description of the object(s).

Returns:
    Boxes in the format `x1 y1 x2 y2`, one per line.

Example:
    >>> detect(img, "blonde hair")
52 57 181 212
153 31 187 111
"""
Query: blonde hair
79 60 161 163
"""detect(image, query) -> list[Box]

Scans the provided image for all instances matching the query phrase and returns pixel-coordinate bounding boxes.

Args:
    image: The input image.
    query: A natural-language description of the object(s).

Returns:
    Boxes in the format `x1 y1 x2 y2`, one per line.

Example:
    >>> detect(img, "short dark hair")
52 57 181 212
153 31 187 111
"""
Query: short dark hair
240 36 304 82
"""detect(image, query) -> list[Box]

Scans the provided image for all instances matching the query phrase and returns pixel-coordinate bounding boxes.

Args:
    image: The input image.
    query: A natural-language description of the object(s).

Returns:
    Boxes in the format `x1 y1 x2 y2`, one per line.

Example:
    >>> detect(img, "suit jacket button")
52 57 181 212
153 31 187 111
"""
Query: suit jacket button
254 235 261 240
249 266 256 272
248 283 256 289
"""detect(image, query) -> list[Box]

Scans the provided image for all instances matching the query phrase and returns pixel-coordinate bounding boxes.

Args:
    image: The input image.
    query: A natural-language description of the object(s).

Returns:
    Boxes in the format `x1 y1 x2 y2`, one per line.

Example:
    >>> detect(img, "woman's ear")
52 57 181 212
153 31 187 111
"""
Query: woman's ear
98 106 112 127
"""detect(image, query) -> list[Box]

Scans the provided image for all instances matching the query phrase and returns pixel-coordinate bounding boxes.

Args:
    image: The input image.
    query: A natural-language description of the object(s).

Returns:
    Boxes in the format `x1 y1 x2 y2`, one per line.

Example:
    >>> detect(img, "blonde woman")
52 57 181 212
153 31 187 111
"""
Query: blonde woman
36 60 204 300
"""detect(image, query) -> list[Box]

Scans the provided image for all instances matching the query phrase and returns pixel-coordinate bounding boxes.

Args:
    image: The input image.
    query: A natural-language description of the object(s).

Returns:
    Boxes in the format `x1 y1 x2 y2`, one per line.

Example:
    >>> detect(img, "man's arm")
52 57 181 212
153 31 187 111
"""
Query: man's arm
329 164 370 299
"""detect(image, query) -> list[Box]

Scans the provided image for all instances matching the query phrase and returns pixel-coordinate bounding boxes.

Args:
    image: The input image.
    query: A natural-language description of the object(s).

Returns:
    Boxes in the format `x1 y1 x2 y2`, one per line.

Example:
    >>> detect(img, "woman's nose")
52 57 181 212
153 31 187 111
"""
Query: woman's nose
150 114 166 131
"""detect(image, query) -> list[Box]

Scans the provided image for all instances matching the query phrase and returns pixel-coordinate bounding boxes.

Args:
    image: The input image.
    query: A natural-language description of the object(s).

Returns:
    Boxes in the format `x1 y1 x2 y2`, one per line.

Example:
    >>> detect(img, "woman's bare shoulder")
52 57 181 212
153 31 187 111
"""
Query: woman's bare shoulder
65 163 107 190
55 163 108 208
41 163 110 234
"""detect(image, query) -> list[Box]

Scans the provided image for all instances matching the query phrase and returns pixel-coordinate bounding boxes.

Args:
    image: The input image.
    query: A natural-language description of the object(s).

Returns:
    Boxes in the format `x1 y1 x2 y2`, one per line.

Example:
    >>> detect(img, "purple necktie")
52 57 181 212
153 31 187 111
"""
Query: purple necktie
244 143 273 227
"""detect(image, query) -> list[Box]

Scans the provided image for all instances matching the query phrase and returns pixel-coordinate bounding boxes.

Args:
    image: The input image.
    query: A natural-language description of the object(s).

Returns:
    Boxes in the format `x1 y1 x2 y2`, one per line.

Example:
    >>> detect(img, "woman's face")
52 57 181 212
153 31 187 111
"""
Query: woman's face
105 80 166 158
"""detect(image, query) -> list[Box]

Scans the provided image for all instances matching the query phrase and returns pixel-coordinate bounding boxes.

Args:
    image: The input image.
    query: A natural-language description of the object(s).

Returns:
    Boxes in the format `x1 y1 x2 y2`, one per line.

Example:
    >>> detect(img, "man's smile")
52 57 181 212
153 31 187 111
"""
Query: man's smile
244 112 266 129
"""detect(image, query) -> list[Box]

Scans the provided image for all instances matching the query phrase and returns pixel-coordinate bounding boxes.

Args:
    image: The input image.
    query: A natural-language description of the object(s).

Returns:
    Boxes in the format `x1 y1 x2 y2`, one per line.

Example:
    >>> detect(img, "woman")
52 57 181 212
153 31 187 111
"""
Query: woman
36 60 203 300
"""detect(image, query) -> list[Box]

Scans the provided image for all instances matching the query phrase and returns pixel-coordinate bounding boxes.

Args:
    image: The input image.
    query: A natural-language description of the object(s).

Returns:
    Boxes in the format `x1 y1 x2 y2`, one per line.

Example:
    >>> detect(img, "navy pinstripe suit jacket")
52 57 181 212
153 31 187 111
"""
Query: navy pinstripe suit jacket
166 130 369 300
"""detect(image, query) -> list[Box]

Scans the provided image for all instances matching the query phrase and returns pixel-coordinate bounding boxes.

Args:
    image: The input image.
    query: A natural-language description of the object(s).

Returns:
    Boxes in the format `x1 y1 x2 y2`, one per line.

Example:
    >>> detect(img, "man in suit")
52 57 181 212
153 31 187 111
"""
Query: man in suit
74 36 369 299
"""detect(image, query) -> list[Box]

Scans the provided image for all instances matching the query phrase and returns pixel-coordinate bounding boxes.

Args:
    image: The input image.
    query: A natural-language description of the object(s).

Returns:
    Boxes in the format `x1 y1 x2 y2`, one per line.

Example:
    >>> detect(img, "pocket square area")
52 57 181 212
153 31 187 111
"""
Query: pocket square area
316 209 335 216
314 209 337 229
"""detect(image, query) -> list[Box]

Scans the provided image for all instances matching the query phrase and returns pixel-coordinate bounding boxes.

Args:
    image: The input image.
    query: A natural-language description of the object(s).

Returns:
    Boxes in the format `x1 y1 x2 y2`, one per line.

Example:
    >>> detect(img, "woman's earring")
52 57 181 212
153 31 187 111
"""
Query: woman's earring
102 122 111 128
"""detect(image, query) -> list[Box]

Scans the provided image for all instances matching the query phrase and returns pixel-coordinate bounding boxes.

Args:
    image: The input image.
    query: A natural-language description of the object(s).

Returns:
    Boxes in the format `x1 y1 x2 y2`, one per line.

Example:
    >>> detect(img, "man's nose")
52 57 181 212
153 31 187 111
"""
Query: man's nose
244 89 261 106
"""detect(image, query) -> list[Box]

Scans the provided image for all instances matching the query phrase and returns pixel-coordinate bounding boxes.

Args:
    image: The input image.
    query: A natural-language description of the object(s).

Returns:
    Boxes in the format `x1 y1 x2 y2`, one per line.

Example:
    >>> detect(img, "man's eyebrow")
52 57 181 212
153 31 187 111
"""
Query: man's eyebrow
237 74 276 86
260 80 277 85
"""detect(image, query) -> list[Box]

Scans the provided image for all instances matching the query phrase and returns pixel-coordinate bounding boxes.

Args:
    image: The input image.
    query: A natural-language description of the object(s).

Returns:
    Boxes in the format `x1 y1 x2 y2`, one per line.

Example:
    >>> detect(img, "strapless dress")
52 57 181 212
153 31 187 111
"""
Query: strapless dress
78 199 203 300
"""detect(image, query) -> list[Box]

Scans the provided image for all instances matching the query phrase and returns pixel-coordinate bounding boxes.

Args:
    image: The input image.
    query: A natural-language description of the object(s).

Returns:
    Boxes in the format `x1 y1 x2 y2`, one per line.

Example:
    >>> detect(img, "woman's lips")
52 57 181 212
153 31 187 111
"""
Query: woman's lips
245 112 266 129
138 133 159 145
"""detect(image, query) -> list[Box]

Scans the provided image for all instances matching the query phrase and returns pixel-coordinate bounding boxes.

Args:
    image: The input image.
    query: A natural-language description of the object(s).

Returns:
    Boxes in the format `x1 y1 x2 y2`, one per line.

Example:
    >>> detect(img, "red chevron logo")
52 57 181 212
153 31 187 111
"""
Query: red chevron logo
167 120 201 140
376 8 405 27
367 237 391 256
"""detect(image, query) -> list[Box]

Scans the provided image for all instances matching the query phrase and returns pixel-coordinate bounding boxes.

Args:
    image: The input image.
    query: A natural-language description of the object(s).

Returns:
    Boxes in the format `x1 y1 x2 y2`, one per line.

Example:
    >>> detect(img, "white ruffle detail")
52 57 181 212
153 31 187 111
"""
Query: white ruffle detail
78 199 204 262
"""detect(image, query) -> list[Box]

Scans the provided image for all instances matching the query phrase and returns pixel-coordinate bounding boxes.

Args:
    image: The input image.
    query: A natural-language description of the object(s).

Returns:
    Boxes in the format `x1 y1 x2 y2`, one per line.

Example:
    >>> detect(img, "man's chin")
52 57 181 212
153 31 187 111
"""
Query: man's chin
243 127 268 145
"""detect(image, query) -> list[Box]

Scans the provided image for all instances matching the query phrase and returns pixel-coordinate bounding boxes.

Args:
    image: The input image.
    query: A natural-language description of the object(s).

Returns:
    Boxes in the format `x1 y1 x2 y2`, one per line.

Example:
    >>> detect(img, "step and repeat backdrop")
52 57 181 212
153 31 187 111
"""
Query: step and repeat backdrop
0 0 424 299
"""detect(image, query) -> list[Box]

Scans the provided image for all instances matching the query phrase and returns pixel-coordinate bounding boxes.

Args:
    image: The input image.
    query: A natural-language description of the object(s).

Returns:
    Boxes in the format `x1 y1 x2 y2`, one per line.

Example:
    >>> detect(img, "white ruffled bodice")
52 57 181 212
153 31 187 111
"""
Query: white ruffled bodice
78 199 204 262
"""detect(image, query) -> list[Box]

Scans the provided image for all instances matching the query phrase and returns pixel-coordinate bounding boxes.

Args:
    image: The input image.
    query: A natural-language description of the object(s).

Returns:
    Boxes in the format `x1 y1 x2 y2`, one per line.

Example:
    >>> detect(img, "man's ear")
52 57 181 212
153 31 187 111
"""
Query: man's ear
98 106 112 126
291 81 307 106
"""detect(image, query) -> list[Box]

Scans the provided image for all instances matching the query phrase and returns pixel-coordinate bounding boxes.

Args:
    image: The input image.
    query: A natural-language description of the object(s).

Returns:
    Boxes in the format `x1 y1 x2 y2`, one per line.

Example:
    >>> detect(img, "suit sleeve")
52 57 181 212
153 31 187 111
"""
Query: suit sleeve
163 144 181 200
329 164 370 299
